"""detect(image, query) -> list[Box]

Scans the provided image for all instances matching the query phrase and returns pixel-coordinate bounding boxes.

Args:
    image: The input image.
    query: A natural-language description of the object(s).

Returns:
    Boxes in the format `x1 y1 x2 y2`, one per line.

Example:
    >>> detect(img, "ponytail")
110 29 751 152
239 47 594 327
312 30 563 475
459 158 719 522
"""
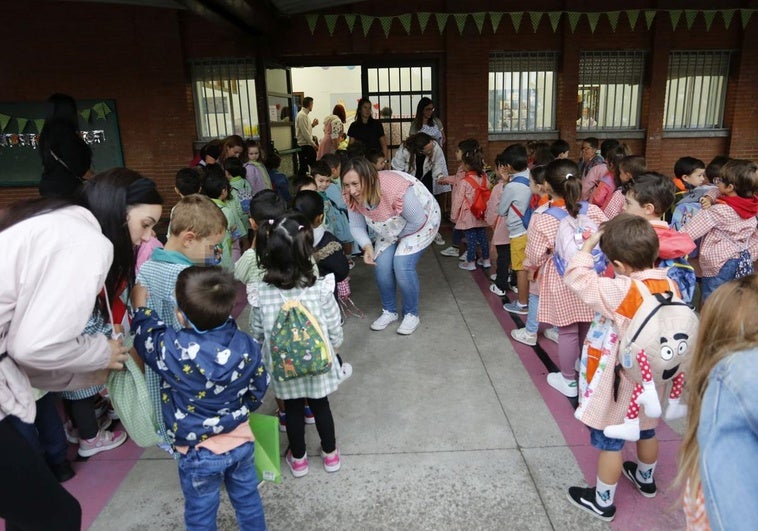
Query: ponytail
564 174 582 217
545 159 582 216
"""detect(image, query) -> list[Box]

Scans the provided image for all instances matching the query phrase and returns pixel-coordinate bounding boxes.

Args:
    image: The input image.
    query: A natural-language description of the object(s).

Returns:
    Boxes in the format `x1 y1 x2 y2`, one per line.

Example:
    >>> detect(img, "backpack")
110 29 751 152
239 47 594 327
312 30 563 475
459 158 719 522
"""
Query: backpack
545 201 607 276
658 257 697 305
509 175 534 230
670 197 704 259
463 173 491 220
270 293 332 382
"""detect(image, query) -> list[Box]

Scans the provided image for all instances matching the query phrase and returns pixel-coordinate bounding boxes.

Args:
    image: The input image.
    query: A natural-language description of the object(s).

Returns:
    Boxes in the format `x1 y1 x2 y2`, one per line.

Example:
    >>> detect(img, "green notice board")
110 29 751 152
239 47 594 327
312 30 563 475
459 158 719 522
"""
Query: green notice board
0 99 124 187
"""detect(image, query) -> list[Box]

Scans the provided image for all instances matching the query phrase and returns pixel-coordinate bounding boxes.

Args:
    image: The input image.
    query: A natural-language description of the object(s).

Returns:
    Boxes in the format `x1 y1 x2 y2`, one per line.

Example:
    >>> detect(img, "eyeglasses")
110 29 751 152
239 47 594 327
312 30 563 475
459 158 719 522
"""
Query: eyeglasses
713 177 723 184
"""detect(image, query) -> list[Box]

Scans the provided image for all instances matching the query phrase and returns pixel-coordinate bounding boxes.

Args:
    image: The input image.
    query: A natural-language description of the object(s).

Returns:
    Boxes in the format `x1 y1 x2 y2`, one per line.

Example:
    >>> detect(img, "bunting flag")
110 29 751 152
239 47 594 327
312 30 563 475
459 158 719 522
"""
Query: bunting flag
509 12 523 33
378 16 393 38
721 8 735 29
548 12 562 33
606 11 620 31
417 12 431 34
0 113 10 132
529 11 542 32
586 12 601 33
453 13 467 35
435 13 449 34
567 11 581 33
669 10 682 31
0 102 111 135
93 102 112 120
685 10 698 30
343 14 356 33
81 108 91 122
702 10 717 31
360 14 374 37
645 10 657 30
741 8 754 29
16 118 28 133
472 12 487 34
33 119 45 133
626 10 640 31
324 14 338 36
305 13 318 35
397 13 412 35
490 12 503 33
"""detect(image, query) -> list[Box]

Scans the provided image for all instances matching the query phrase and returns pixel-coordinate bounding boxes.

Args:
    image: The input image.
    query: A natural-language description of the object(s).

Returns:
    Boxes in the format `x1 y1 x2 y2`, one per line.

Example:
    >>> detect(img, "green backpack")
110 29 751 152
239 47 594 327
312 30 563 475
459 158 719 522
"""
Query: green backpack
270 295 332 382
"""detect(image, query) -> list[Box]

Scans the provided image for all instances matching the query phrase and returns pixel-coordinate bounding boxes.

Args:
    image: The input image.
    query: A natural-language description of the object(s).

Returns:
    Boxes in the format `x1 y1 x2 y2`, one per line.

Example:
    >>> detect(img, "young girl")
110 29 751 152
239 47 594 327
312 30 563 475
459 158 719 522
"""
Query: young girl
249 212 344 477
244 139 273 194
603 155 647 219
439 139 481 260
223 156 253 257
589 144 629 210
311 161 354 263
487 153 512 297
451 142 490 271
678 274 758 529
202 166 239 271
523 159 607 397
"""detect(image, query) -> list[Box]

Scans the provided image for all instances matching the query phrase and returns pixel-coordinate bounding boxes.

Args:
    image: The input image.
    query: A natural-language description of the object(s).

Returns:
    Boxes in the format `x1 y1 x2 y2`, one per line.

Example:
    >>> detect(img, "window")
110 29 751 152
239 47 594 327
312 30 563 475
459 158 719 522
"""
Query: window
190 59 259 139
578 51 645 131
488 52 558 134
664 51 731 130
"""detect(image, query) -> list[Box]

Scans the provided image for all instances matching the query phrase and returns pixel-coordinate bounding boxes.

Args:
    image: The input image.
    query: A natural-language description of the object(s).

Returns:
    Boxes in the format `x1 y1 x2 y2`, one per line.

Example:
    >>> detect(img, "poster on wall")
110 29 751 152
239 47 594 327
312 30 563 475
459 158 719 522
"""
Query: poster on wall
0 99 124 187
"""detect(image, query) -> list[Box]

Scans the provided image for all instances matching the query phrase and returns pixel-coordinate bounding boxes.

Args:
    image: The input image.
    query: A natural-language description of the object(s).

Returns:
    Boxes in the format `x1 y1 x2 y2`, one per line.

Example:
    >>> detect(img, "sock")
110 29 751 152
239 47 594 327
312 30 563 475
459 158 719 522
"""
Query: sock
595 478 616 508
517 302 527 309
636 460 656 484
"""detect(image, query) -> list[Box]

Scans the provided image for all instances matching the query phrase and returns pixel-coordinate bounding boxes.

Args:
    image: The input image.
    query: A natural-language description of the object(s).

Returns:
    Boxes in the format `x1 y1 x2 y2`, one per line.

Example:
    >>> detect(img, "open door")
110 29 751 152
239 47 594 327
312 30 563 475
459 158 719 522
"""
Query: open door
262 64 299 175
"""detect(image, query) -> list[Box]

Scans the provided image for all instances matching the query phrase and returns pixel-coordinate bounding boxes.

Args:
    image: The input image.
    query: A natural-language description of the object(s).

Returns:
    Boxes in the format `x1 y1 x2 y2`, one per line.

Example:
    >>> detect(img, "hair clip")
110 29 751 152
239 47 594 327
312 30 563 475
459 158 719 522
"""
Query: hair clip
297 225 304 230
268 219 274 225
565 173 574 180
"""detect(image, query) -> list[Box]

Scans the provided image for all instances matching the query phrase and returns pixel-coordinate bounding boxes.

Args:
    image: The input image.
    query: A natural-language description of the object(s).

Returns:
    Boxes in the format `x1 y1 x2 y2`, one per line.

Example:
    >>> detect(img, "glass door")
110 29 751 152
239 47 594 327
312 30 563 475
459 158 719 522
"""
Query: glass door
264 65 298 175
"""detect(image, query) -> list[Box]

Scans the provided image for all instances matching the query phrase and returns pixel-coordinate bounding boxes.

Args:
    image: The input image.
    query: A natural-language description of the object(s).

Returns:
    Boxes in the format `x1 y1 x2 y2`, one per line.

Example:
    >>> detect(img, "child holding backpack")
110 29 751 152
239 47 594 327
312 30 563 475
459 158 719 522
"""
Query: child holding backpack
451 142 491 271
248 212 344 478
524 159 607 397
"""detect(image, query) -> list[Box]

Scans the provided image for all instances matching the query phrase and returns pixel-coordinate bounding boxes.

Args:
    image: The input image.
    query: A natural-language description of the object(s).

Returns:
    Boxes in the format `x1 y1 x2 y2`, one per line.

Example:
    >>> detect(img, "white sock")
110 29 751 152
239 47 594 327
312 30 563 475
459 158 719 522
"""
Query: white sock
636 460 656 484
595 478 616 508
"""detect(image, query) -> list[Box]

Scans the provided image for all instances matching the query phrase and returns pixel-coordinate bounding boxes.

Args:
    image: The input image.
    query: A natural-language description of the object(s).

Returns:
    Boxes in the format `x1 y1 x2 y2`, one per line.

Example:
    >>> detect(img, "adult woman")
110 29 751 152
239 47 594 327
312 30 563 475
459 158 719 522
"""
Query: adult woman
347 98 389 161
342 157 440 335
0 167 161 529
391 132 450 196
317 104 347 159
38 93 93 198
410 97 445 147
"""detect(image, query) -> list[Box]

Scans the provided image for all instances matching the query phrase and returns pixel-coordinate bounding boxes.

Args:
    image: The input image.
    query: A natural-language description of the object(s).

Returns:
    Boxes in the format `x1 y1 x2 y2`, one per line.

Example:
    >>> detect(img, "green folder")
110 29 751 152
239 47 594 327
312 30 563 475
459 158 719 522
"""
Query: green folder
249 413 281 484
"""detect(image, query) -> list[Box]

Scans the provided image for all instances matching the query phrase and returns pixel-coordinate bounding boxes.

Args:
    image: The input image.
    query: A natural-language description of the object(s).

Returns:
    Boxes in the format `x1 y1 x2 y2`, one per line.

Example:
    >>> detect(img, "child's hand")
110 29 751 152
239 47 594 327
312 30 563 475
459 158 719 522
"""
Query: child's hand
582 230 603 253
131 282 149 308
699 196 713 209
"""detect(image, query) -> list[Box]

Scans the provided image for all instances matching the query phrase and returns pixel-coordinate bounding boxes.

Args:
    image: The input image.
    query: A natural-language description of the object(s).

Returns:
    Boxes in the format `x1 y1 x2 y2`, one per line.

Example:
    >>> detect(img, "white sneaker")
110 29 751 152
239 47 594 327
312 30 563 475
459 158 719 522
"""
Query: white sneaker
458 253 467 261
511 327 537 346
339 362 353 380
543 327 559 344
78 429 128 458
440 246 459 257
476 258 492 268
459 261 476 271
490 273 498 281
396 314 420 335
546 372 578 398
433 233 445 246
489 284 506 297
370 310 398 331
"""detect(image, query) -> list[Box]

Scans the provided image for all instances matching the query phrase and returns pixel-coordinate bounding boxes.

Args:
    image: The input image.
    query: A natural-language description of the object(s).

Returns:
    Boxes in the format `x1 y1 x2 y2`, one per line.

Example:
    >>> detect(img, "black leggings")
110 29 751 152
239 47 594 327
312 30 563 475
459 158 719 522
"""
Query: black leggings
495 244 512 291
284 396 335 458
0 417 81 530
63 395 99 439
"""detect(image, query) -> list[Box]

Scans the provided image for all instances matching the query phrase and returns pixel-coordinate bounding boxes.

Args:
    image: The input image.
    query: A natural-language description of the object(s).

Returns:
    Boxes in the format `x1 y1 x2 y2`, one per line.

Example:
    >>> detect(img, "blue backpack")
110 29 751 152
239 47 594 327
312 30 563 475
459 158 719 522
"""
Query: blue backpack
509 175 534 230
545 201 608 277
670 189 711 259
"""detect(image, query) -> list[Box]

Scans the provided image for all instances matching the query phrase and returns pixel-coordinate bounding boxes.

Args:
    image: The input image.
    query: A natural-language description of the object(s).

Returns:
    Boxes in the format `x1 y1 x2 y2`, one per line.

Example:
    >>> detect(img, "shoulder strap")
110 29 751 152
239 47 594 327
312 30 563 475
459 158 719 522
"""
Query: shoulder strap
511 175 530 187
578 201 589 215
545 206 568 221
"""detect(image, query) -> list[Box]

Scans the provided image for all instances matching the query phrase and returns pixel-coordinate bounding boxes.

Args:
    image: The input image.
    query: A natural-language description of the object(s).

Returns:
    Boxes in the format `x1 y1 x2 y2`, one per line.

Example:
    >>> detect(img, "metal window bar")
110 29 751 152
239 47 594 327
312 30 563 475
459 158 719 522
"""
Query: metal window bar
664 51 731 130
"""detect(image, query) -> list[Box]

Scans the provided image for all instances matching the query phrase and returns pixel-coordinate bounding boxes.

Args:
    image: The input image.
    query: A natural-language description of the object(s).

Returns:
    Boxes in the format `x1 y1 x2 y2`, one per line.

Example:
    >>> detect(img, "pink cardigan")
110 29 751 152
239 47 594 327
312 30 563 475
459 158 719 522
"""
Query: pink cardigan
451 172 489 230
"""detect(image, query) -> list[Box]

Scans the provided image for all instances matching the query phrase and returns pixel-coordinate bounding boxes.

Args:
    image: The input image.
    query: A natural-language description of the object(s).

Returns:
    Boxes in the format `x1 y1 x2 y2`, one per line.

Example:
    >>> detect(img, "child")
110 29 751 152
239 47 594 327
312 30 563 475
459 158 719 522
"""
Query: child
524 159 607 397
167 167 202 238
451 142 490 271
311 161 354 262
603 155 646 219
264 149 292 203
244 139 273 194
224 156 253 253
705 155 730 184
673 156 706 194
589 144 629 210
684 159 758 301
131 266 268 530
248 212 344 477
366 148 388 171
487 153 512 297
550 138 570 159
498 144 532 313
321 153 342 183
439 139 480 259
202 165 240 271
563 214 678 521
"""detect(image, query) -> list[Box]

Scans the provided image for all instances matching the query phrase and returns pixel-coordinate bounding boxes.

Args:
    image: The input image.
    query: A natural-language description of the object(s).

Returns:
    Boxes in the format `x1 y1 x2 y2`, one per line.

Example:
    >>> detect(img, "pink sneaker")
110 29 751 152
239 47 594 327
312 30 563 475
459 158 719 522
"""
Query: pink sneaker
286 450 309 478
78 429 127 457
65 416 112 444
321 448 341 472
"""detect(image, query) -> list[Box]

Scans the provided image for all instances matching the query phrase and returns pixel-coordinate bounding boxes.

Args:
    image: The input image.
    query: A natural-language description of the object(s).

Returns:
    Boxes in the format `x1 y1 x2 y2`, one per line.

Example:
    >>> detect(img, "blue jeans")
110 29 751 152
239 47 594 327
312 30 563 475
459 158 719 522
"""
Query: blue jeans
465 227 489 262
8 393 68 467
525 293 540 334
590 428 655 451
701 257 739 302
375 242 424 316
178 442 266 531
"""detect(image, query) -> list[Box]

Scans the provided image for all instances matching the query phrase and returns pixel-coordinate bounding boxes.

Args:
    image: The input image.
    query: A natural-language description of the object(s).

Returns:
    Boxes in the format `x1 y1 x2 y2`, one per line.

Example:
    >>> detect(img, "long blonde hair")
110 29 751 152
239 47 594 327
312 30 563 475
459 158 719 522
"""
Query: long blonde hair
676 274 758 499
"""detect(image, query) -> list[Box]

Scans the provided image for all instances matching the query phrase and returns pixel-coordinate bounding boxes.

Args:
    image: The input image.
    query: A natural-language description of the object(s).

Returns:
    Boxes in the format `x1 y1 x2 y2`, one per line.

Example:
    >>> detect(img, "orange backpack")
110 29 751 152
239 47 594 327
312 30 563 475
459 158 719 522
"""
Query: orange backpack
463 173 491 220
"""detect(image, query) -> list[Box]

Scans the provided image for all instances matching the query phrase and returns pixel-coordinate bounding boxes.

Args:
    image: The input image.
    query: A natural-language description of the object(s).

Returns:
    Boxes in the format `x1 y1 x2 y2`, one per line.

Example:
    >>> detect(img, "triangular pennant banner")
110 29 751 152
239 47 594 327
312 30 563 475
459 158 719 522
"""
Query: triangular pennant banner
16 118 28 133
81 108 91 122
378 16 393 38
567 11 581 33
606 11 620 31
101 102 112 116
324 14 338 36
472 12 486 34
360 15 374 37
586 12 601 33
702 10 716 31
305 13 318 35
741 8 754 29
0 113 10 132
669 10 682 31
490 12 503 33
417 12 431 34
435 13 449 34
548 12 562 33
397 13 412 35
721 8 735 29
509 12 523 33
626 9 640 30
685 10 698 30
644 10 657 30
529 11 543 32
453 13 467 35
343 14 356 33
33 119 45 133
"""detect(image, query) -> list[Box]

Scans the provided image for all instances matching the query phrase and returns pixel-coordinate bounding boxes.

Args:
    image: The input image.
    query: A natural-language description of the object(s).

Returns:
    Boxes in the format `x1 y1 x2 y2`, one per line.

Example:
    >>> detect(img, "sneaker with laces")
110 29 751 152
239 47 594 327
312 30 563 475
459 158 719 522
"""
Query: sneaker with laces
490 273 498 281
321 448 341 472
65 416 113 444
276 409 287 432
503 301 528 315
543 327 559 344
489 284 506 297
546 372 578 398
304 404 315 424
371 310 399 331
286 450 309 478
623 461 657 498
78 429 128 458
476 258 492 268
459 261 476 271
433 233 445 246
458 253 467 261
567 486 616 522
397 314 420 335
440 246 459 257
511 327 537 346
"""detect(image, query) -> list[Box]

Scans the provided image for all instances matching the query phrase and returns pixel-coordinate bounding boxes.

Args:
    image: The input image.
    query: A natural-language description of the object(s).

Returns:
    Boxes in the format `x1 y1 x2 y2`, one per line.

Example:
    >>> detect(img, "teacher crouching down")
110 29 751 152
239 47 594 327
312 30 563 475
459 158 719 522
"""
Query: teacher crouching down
341 157 441 335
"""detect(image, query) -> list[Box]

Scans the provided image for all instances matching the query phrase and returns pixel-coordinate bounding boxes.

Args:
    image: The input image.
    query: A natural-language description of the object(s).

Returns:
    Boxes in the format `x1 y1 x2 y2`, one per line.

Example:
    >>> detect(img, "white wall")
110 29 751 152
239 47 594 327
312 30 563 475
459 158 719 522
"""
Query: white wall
291 66 362 139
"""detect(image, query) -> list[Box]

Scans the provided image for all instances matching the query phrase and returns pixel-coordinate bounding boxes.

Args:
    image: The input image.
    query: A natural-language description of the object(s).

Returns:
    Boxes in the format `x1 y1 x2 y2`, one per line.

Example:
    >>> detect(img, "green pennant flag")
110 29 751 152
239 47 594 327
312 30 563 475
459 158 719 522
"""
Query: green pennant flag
377 16 393 38
644 9 657 30
741 8 754 29
81 108 91 122
305 14 318 35
453 13 467 35
490 12 504 33
669 10 683 31
397 13 412 35
529 11 542 32
101 102 112 117
567 11 581 33
0 113 10 132
33 119 45 133
685 10 698 30
17 118 28 133
626 9 640 30
586 12 601 33
547 12 562 33
417 12 431 34
721 8 736 29
324 14 338 36
343 14 356 33
606 11 620 31
435 13 449 34
360 15 374 37
702 10 716 31
510 12 523 33
472 12 487 34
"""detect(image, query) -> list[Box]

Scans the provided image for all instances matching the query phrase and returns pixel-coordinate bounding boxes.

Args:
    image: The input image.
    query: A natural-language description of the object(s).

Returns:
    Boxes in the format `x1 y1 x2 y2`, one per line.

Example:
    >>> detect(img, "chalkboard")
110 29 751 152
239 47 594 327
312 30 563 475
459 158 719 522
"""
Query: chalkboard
0 99 124 187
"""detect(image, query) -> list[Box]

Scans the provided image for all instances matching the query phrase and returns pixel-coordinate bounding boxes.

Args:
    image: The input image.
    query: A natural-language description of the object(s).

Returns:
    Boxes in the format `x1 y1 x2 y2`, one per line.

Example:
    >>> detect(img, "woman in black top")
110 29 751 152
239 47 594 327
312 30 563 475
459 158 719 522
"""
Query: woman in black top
347 97 389 161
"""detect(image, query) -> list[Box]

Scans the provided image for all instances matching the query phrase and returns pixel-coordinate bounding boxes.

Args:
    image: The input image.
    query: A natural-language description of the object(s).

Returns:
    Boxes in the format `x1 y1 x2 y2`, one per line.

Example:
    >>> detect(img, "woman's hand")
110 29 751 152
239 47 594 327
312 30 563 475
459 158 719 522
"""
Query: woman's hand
131 282 148 309
107 338 129 370
363 245 376 265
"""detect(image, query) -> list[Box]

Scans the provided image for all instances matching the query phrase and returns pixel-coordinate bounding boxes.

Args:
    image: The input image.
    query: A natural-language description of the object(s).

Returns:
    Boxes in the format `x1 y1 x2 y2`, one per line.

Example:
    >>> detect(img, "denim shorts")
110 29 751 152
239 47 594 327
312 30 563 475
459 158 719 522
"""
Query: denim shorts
590 427 656 451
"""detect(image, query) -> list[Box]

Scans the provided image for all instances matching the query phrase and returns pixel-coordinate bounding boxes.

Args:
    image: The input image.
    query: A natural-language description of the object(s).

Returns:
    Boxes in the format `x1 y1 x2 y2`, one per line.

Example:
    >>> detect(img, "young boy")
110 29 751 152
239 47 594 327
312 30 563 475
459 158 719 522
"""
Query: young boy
498 144 532 314
202 166 239 271
563 214 678 521
673 156 706 193
167 167 202 238
223 156 253 252
132 266 268 530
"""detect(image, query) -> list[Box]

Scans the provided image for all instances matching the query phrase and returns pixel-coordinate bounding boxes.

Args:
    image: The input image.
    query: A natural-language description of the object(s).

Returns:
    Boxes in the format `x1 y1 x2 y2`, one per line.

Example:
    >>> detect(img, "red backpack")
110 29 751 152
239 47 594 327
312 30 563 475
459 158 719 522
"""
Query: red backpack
463 172 491 220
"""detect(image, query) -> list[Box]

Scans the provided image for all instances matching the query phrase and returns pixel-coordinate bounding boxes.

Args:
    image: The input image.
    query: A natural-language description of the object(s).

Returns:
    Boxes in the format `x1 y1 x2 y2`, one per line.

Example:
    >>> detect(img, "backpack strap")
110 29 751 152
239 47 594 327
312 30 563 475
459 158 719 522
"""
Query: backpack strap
578 201 589 215
511 175 530 187
545 206 568 221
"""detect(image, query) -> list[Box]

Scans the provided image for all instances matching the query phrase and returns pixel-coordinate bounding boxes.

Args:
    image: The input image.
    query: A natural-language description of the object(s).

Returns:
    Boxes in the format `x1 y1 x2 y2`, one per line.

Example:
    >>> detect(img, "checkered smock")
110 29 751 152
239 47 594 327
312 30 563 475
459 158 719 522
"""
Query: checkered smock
603 189 624 220
59 311 110 400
